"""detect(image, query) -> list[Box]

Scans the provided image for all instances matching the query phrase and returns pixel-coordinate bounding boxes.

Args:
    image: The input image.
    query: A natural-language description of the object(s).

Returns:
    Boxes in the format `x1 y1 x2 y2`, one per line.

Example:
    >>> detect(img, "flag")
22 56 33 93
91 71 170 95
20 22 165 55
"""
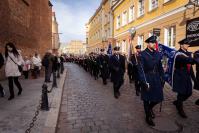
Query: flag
158 44 176 86
107 44 112 55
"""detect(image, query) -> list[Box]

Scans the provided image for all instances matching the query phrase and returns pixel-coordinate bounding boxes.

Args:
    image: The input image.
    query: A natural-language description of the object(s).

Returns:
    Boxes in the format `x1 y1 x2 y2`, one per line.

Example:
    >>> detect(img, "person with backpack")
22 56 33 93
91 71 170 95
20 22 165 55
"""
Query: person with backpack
5 42 24 100
0 52 5 97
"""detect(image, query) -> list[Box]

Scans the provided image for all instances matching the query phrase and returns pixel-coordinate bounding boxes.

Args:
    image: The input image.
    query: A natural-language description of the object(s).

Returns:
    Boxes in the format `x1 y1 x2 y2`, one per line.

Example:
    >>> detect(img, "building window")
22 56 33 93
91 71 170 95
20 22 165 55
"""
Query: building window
129 6 135 22
116 15 121 29
138 35 144 50
122 40 127 53
164 26 176 47
149 0 158 11
122 11 127 26
138 0 145 17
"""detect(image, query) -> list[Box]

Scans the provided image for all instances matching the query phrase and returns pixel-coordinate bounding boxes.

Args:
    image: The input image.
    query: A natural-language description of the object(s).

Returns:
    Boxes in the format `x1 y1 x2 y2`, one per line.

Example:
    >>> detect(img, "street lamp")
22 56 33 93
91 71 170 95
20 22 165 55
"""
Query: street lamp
185 0 199 9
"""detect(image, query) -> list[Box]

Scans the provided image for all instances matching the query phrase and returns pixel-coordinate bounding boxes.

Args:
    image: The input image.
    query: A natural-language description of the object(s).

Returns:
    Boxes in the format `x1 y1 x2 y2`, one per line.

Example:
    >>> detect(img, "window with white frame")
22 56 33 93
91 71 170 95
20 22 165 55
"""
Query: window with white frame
121 40 127 53
138 35 144 50
129 5 135 22
122 11 127 26
138 0 145 17
149 0 158 11
116 15 121 29
164 26 176 47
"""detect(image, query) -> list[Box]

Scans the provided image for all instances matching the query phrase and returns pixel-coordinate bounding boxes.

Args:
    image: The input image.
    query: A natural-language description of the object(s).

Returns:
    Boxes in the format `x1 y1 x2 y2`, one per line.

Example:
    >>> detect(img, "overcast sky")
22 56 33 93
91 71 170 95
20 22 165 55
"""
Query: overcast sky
51 0 101 44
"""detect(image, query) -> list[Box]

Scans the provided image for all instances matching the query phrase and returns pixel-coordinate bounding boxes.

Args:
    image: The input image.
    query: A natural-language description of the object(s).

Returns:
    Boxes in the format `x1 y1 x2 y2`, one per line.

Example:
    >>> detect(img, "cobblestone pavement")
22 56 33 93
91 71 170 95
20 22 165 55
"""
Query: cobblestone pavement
57 63 199 133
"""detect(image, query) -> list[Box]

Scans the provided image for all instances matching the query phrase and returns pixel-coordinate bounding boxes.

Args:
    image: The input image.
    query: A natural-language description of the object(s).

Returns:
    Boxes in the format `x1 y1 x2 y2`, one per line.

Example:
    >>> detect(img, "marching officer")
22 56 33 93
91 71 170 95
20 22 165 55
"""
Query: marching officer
127 56 135 83
194 50 199 105
172 38 198 118
131 45 142 96
109 46 125 99
137 36 165 126
97 49 109 85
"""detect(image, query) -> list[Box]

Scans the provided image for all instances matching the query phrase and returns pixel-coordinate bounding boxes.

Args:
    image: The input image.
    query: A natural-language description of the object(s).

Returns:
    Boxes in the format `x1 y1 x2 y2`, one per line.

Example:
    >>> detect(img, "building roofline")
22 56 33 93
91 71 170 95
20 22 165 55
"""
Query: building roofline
88 2 103 24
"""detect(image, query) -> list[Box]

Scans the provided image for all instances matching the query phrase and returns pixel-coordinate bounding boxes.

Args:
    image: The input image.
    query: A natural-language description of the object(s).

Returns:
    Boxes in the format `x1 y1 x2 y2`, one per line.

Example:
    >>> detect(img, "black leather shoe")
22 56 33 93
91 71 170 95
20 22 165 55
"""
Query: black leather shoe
0 90 5 97
114 95 118 99
178 109 187 118
8 96 14 101
146 117 155 126
18 90 22 96
195 99 199 106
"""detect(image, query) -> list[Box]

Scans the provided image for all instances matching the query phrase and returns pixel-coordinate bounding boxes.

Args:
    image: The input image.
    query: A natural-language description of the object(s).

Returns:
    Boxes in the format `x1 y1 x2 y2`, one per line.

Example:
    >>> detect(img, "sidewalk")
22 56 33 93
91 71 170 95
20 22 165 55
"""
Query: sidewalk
0 71 66 133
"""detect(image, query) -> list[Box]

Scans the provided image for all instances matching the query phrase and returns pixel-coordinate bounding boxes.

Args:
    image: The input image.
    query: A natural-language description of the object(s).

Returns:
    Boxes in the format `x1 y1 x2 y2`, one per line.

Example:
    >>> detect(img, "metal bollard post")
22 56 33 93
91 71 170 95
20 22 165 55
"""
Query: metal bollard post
41 84 49 111
52 71 58 88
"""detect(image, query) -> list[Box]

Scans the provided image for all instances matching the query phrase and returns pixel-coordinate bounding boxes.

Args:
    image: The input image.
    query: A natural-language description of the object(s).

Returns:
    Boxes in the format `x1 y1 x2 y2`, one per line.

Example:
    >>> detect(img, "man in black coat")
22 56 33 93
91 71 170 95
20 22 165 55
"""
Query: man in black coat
131 45 142 96
194 50 199 105
109 46 125 99
0 53 5 97
137 36 165 126
172 38 197 118
97 49 109 85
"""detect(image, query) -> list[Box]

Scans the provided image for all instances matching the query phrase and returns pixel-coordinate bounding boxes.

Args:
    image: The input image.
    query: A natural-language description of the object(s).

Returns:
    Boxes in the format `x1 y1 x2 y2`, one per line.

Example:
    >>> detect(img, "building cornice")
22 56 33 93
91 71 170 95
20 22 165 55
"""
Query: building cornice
111 0 124 11
88 3 103 24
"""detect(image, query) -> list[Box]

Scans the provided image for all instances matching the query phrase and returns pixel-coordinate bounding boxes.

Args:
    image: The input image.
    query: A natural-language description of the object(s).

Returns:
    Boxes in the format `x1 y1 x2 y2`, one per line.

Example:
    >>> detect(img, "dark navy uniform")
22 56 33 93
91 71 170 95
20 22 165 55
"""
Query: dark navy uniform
137 36 165 126
132 45 142 96
127 56 135 83
97 49 109 85
172 38 197 118
109 47 125 99
194 50 199 105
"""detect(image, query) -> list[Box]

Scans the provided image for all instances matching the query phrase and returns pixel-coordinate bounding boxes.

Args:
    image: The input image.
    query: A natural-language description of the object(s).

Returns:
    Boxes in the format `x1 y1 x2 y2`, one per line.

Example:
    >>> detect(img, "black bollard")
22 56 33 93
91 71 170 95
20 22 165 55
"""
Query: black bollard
41 84 49 111
52 71 58 88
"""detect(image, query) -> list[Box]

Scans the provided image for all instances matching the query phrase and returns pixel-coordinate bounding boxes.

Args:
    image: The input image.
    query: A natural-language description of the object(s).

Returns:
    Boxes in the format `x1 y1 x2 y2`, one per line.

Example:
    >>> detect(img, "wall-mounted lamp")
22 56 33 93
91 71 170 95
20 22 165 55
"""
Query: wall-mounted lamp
185 0 199 9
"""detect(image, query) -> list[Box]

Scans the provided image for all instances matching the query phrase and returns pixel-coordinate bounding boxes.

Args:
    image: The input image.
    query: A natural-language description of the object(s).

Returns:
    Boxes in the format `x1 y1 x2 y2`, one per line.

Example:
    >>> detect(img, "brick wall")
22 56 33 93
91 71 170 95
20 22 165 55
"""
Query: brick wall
0 0 52 79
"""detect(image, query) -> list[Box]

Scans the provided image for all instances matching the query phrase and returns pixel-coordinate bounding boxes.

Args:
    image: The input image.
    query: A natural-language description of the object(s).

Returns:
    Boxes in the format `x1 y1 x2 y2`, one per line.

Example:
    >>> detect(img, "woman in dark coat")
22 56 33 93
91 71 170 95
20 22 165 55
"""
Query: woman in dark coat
138 36 165 126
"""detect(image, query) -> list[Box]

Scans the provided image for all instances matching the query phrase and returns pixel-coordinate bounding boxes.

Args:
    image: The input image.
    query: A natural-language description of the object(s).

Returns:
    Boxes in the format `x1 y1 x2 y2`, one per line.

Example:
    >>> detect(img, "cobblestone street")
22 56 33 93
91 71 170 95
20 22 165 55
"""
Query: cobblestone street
57 63 199 133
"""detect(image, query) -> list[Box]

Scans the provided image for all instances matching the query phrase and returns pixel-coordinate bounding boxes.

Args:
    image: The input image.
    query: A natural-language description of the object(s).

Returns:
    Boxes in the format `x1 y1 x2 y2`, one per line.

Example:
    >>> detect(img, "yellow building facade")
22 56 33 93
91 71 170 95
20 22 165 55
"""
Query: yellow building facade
112 0 199 53
87 0 115 53
87 5 103 53
61 40 87 55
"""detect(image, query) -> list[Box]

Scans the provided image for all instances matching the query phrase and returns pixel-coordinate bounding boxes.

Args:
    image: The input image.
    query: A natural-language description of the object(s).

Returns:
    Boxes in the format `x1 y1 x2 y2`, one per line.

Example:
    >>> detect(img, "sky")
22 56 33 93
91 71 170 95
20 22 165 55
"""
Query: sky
51 0 101 44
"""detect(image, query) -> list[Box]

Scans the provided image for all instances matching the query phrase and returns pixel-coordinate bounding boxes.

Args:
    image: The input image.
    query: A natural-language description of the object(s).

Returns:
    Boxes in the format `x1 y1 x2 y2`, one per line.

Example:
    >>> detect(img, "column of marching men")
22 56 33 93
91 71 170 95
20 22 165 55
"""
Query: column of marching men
67 35 199 127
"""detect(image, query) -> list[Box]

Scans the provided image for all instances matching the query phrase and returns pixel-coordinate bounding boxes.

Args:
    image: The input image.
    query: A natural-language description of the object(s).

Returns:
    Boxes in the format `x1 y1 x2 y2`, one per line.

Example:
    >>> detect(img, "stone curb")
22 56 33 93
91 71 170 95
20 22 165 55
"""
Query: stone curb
42 69 67 133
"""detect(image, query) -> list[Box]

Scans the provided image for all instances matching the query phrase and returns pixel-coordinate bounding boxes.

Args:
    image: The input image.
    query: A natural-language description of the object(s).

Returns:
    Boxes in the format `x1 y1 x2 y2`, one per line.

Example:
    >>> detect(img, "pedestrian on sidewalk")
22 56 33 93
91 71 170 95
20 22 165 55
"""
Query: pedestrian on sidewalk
32 52 42 79
0 52 5 97
5 42 24 100
137 36 165 126
22 56 31 79
60 54 65 74
109 46 125 99
42 50 53 82
172 38 197 118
